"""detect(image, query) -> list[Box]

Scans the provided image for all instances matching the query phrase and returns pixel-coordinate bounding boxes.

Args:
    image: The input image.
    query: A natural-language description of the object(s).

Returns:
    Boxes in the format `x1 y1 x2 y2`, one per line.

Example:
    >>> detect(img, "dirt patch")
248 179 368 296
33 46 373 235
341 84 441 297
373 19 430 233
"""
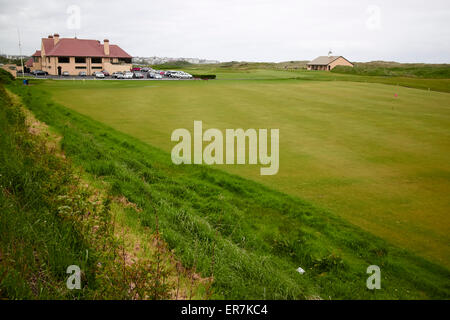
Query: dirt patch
113 196 142 213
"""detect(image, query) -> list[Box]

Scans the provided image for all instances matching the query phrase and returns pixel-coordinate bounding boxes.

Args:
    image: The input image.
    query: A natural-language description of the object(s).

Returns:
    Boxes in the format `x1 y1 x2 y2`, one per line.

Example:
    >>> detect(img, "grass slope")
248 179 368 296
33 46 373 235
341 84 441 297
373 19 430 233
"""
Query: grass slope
7 80 450 299
40 79 450 267
0 79 98 298
0 71 203 299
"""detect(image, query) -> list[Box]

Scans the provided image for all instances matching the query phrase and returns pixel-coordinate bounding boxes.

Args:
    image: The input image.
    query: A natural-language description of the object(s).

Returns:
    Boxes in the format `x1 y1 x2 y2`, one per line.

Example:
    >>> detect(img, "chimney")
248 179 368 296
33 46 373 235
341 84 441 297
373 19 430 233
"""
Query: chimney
104 39 110 56
54 33 60 45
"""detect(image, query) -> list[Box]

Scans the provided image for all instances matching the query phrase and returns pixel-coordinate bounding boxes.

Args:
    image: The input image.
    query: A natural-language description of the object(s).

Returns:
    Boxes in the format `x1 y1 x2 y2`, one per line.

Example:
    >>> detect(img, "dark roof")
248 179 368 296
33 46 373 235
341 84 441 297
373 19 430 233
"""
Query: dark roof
307 56 353 66
41 37 132 58
31 50 41 57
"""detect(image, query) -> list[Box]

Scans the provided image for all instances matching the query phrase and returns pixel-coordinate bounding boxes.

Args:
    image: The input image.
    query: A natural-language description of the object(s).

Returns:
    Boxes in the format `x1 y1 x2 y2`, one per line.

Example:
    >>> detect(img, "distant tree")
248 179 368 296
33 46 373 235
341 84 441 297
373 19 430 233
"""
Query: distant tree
0 55 29 66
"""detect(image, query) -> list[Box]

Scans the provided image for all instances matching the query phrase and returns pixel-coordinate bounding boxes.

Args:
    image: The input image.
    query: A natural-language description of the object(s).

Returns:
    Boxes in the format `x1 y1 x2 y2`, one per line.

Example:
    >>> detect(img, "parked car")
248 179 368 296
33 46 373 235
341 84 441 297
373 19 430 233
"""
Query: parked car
102 70 110 76
62 71 70 76
123 71 133 79
169 71 185 78
133 72 144 79
32 70 48 76
171 71 192 79
179 71 193 79
95 72 105 78
167 70 191 78
148 72 162 79
131 67 141 72
78 71 87 77
140 67 150 72
112 71 124 79
166 70 177 77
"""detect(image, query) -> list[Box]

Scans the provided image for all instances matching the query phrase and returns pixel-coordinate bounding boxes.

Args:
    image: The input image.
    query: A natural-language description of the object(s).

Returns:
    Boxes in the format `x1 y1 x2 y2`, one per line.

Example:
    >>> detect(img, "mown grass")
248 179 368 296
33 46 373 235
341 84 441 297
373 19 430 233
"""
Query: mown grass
6 79 450 299
153 61 450 92
41 78 450 267
157 60 450 80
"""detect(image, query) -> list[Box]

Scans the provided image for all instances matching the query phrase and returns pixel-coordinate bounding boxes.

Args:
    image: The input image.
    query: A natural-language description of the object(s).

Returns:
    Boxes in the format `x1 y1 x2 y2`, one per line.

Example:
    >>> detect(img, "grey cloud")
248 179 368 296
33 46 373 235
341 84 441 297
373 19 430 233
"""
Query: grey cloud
0 0 448 62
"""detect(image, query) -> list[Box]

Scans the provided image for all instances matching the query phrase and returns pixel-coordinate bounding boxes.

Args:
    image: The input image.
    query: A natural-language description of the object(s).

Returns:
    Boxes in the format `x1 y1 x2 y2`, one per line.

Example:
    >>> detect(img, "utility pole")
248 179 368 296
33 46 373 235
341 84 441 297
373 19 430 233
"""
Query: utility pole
17 28 25 77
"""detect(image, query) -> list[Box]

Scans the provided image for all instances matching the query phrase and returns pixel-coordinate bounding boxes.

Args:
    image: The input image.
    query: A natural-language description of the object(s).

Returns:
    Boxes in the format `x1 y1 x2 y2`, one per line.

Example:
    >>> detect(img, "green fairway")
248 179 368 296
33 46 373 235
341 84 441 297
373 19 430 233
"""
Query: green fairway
155 63 450 92
37 77 450 268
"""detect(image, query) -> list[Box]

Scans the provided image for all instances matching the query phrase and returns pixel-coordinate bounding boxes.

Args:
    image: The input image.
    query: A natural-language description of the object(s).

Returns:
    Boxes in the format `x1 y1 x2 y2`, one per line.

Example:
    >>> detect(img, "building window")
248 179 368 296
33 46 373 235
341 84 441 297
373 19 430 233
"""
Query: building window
119 58 132 64
75 57 86 63
91 57 102 64
92 66 102 69
75 66 86 69
58 57 70 63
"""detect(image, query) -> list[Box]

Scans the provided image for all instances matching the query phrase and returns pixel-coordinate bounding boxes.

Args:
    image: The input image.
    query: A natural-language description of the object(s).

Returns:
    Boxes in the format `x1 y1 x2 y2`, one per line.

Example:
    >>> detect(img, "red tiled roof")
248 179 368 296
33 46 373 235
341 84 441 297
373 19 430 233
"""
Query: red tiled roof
42 38 54 55
108 44 132 59
42 38 132 58
31 50 41 57
25 58 34 67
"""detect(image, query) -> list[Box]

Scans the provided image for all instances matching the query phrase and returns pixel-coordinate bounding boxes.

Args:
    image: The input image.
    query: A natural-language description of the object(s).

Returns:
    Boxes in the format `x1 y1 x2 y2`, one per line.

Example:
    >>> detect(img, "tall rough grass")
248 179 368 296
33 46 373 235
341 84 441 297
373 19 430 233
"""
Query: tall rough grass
332 64 450 78
0 71 180 299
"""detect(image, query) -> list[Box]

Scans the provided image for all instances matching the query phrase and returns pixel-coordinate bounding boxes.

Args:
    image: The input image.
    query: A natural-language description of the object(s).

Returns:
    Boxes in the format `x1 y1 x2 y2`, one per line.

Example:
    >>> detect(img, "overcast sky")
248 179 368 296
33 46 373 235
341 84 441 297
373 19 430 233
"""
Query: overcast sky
0 0 449 63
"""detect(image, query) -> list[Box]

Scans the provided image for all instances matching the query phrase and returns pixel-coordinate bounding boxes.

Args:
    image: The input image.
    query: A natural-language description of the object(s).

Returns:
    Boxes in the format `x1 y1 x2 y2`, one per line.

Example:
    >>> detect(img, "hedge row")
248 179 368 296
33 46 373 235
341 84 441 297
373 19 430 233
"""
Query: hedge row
192 74 216 80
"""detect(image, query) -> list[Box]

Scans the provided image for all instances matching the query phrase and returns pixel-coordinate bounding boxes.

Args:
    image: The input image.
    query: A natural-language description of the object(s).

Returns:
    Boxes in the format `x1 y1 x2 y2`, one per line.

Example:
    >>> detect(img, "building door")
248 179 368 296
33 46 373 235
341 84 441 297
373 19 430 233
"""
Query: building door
57 66 62 76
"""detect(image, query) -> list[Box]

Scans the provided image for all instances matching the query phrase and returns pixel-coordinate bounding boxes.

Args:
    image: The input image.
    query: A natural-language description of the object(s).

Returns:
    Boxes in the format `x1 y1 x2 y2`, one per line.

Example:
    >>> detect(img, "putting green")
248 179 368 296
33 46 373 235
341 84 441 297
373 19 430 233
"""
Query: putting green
42 78 450 267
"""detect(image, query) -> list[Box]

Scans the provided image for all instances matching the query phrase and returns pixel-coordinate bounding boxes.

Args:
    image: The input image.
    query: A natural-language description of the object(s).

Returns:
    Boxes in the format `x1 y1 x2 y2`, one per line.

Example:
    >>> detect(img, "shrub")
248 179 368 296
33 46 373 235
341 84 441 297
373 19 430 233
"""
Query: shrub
192 74 216 80
0 69 14 84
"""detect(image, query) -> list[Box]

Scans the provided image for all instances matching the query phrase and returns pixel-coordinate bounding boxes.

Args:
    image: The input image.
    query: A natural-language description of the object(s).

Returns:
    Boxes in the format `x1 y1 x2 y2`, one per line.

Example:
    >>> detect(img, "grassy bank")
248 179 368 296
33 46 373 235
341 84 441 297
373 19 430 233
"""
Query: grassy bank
4 78 450 299
0 78 94 299
0 71 203 299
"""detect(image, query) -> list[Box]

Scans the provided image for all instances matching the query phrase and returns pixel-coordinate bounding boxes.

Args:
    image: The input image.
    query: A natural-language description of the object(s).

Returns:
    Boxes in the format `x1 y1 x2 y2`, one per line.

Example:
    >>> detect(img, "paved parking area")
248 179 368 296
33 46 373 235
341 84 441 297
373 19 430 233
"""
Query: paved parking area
22 73 196 81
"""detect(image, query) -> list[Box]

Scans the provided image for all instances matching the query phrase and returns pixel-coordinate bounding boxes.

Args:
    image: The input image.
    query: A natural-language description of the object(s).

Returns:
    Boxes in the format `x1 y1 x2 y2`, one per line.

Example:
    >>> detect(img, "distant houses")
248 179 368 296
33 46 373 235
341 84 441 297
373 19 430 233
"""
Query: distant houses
132 56 220 65
307 56 353 71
